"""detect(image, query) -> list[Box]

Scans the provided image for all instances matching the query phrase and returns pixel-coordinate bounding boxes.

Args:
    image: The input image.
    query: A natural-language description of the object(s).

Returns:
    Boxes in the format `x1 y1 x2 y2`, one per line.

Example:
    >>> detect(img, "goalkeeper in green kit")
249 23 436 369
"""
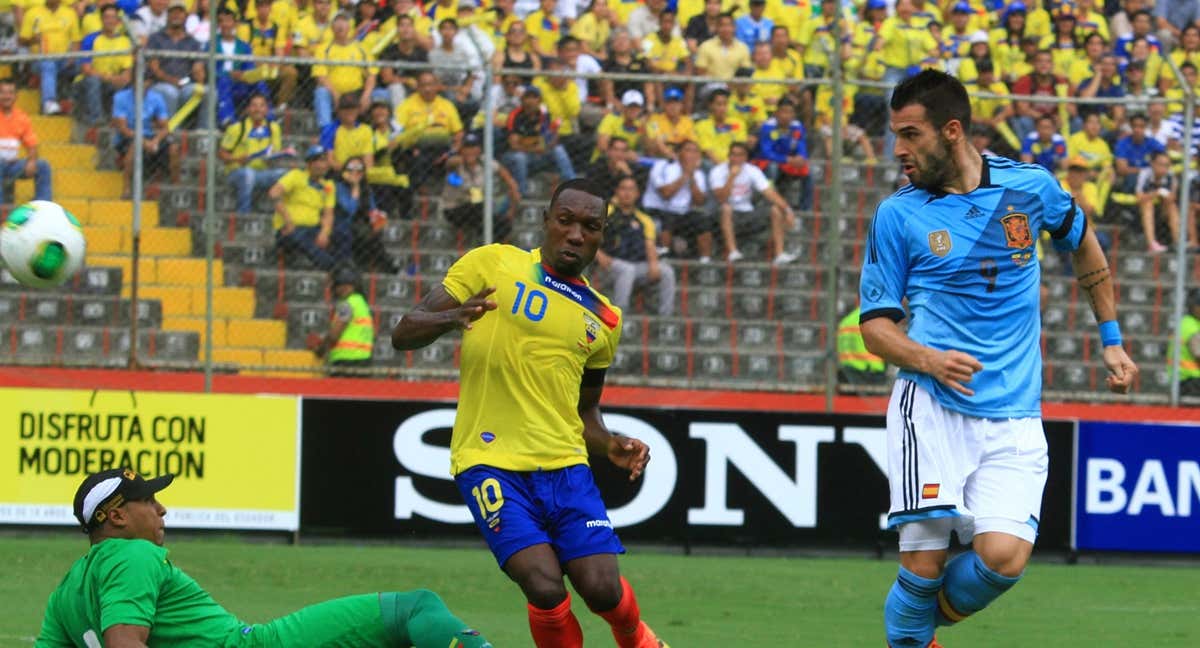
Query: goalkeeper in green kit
36 468 492 648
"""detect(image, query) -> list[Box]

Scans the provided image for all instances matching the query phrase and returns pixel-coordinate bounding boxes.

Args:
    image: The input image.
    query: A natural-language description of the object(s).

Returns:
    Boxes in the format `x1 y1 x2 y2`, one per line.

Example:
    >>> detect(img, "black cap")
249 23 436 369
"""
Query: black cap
333 266 360 286
462 132 482 147
73 468 174 533
734 66 755 78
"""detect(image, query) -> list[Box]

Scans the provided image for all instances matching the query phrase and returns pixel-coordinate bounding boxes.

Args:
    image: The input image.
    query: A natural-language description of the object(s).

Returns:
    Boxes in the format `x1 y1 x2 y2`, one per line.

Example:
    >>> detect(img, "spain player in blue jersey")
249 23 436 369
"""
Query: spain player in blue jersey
391 179 668 648
860 70 1138 648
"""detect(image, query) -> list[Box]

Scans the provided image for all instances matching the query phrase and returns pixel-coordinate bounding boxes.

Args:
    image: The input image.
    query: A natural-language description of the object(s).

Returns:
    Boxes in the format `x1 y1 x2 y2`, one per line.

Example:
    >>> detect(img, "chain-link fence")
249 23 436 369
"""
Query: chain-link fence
0 29 1196 407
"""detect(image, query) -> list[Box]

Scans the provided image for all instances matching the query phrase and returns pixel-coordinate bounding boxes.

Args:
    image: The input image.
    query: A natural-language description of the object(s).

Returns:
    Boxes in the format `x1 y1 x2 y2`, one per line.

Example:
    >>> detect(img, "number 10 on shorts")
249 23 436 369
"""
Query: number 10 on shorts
472 478 505 532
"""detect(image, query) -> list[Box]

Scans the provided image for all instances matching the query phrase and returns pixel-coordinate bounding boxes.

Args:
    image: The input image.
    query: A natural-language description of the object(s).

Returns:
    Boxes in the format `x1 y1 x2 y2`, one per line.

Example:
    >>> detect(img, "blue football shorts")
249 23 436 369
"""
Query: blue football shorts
454 464 625 568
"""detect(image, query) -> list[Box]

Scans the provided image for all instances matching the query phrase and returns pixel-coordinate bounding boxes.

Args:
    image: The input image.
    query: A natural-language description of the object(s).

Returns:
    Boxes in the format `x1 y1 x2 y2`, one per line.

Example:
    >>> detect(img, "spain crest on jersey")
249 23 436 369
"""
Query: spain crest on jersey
1001 212 1032 249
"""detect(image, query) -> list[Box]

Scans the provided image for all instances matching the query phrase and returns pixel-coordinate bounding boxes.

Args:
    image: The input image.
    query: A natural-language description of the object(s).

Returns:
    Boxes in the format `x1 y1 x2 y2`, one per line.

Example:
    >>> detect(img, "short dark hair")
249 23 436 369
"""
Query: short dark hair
728 141 751 157
558 35 580 49
1182 61 1197 73
99 3 120 15
0 78 16 88
615 174 638 188
439 17 458 29
608 136 629 149
889 68 971 133
1132 9 1153 21
550 178 608 213
1129 112 1148 124
217 6 236 19
717 11 735 22
1151 150 1170 162
707 88 731 104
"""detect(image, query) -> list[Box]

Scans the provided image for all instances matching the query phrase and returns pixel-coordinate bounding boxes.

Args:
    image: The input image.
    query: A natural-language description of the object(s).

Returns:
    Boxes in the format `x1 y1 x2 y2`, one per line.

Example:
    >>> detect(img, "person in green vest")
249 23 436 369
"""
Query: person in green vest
838 303 888 388
36 467 492 647
1177 288 1200 396
315 266 375 376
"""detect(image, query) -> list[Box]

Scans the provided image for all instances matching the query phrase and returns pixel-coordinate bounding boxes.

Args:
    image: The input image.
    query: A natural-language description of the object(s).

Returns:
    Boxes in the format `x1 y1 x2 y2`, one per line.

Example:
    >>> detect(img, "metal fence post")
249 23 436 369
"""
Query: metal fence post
824 21 847 411
463 28 494 245
203 0 219 391
481 65 495 245
1169 79 1196 406
129 47 145 369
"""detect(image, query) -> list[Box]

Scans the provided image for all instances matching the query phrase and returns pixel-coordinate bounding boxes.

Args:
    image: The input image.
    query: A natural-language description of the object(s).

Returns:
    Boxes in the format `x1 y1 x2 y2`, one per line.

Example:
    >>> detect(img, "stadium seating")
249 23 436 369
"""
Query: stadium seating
7 31 1198 402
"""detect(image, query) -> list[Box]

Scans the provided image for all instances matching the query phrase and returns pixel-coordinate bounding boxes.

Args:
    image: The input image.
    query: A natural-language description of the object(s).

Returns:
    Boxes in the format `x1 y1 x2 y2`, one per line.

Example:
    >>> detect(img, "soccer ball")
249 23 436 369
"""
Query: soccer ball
0 200 86 289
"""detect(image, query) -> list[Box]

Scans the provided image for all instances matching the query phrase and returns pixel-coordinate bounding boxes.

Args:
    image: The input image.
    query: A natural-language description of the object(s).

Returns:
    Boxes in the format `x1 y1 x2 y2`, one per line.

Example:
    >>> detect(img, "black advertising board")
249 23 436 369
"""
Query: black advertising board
301 399 1075 550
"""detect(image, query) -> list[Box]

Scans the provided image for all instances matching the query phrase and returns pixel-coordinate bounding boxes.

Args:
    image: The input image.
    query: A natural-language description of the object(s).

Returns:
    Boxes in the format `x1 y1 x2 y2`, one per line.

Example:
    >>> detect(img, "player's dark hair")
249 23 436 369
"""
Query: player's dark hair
889 68 971 133
550 178 609 213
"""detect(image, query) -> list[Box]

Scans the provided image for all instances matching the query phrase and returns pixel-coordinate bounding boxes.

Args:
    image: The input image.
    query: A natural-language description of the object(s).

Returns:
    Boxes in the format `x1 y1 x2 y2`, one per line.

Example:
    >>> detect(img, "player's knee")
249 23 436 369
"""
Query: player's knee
514 572 569 610
977 551 1027 579
576 572 623 612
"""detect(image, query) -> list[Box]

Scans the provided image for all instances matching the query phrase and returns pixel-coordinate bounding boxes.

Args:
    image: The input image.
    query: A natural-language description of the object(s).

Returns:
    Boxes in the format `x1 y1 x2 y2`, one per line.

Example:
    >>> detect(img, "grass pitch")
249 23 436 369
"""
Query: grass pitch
3 534 1198 646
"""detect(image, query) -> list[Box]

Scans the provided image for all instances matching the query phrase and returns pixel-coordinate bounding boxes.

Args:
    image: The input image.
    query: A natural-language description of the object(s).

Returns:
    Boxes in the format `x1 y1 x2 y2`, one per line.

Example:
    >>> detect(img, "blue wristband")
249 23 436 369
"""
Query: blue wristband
1098 320 1122 347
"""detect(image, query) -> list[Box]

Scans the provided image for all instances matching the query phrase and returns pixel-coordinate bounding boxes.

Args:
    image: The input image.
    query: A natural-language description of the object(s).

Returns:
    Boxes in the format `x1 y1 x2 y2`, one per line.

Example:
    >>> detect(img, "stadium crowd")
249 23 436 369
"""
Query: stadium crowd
3 0 1200 322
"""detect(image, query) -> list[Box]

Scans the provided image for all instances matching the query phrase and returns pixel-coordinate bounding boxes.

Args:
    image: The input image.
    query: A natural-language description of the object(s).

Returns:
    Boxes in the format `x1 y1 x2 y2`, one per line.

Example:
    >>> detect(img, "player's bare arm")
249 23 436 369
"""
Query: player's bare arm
1070 227 1139 393
391 284 498 350
578 372 650 481
862 317 984 397
103 624 149 648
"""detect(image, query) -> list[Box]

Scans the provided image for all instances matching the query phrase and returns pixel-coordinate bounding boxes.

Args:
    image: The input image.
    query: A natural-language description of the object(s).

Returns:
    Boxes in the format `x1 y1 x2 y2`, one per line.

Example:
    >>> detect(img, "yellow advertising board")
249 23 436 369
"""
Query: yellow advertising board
0 388 300 531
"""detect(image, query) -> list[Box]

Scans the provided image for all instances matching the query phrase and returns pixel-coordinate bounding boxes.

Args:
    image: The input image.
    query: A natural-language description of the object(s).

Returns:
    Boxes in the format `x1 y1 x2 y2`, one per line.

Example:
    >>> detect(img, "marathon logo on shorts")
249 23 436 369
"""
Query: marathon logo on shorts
922 483 940 499
586 519 613 529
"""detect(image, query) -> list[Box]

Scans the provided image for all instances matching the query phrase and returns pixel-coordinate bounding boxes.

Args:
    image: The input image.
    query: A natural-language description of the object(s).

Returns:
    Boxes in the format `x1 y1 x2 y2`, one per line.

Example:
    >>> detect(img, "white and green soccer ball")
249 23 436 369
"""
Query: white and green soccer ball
0 200 86 289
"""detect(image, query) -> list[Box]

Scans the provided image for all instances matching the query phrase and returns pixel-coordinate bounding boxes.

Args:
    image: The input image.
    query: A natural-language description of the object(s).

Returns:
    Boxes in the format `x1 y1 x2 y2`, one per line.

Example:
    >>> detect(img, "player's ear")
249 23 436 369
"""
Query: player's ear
943 118 964 143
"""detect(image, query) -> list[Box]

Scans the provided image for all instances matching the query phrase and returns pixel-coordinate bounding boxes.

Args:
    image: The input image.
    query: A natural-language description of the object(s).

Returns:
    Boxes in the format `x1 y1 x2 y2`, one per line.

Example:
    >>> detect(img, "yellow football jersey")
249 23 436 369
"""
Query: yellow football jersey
443 244 622 475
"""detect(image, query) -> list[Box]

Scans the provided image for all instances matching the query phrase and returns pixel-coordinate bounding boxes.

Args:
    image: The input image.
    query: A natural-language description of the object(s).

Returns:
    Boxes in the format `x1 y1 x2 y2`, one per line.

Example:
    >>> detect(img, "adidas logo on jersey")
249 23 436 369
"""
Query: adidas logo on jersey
965 206 985 219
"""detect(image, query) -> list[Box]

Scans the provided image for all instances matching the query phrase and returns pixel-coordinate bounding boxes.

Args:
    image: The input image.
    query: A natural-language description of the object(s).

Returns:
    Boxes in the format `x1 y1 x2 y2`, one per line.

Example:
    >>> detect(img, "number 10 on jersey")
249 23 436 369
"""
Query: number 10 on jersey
512 281 548 322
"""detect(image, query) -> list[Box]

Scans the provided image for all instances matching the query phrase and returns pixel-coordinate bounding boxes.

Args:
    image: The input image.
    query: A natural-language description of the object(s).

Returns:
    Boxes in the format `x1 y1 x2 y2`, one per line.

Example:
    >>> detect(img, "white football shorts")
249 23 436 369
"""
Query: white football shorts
886 378 1048 551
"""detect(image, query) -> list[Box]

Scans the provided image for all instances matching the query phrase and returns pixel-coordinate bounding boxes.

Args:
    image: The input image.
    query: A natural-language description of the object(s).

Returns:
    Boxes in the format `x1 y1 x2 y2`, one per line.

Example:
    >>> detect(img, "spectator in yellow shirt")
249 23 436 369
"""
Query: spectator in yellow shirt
394 70 465 188
20 0 79 114
730 67 768 136
694 88 749 164
292 0 335 56
595 89 648 158
1062 156 1100 220
749 42 788 108
312 12 378 129
219 93 287 214
321 93 375 173
803 0 852 78
642 9 692 109
525 0 562 59
239 0 299 110
571 0 614 60
269 145 346 270
534 57 582 137
645 86 697 158
695 13 752 80
76 4 132 127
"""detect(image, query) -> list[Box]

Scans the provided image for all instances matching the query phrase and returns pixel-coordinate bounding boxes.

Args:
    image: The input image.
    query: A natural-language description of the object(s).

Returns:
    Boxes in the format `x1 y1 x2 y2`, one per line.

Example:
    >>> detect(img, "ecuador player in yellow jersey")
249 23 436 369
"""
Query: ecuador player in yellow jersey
37 468 491 647
392 179 668 648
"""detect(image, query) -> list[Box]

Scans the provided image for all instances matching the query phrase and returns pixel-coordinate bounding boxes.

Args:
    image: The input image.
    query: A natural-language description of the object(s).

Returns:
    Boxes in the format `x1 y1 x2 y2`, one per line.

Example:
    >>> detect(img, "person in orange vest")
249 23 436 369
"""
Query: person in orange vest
315 266 375 376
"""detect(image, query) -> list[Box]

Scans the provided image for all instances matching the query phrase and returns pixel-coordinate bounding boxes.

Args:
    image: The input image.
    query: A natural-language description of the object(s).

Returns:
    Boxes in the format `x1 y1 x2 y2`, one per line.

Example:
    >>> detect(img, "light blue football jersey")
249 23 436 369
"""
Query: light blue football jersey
859 156 1087 418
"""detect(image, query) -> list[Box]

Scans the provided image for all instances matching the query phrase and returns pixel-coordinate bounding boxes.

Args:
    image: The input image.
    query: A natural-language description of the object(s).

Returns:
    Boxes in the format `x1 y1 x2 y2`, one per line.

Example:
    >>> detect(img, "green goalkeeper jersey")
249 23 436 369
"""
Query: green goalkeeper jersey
36 538 244 647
